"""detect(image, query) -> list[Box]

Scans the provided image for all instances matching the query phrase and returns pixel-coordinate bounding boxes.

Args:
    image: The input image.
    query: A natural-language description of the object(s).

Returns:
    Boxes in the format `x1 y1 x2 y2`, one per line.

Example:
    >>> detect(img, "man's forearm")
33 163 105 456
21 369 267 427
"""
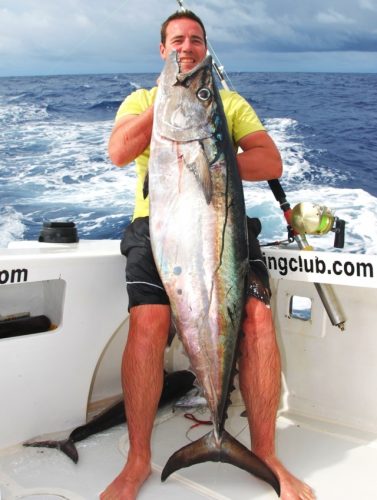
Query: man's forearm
108 106 154 167
237 147 282 181
237 131 282 182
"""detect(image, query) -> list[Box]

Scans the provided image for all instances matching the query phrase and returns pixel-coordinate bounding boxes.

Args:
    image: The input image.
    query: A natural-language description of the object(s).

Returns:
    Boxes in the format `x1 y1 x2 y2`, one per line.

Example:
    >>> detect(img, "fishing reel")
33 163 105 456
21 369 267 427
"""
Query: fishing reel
290 202 345 248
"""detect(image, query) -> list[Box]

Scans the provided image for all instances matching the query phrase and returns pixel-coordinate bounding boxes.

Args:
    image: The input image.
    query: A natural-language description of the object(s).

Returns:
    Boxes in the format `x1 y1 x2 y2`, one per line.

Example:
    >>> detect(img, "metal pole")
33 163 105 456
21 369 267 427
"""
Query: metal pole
295 235 346 331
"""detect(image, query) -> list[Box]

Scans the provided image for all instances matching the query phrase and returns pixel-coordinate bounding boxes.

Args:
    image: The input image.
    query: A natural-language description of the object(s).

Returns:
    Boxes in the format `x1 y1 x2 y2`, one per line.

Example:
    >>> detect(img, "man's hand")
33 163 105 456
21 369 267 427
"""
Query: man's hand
108 107 154 167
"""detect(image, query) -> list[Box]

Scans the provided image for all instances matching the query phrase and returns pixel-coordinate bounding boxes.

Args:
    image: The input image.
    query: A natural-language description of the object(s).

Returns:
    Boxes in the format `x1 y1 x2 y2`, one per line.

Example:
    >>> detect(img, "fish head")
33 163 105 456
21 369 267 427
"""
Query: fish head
156 50 217 142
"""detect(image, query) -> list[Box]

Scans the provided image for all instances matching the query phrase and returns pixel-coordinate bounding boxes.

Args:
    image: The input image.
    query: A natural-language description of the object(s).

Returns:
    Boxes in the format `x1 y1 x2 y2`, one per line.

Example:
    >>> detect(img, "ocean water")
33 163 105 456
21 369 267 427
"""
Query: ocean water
1 72 377 253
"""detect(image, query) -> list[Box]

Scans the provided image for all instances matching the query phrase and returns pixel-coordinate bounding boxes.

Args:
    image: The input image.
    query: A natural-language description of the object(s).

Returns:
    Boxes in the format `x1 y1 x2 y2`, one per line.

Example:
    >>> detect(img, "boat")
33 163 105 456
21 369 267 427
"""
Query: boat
1 3 376 495
1 220 376 499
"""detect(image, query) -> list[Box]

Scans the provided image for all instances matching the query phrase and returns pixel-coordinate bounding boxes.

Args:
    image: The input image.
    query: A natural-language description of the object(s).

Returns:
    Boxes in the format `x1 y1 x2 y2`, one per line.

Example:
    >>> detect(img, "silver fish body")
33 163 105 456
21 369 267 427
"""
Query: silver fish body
149 51 280 496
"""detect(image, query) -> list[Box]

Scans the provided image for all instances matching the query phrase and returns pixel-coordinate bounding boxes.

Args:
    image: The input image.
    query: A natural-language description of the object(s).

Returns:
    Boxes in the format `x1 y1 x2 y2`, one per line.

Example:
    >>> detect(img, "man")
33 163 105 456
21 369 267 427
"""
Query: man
101 10 315 500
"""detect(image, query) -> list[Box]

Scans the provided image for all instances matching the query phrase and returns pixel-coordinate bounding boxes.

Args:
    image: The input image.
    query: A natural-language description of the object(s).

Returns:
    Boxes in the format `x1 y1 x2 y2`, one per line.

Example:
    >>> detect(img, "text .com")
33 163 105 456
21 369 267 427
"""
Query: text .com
264 254 374 279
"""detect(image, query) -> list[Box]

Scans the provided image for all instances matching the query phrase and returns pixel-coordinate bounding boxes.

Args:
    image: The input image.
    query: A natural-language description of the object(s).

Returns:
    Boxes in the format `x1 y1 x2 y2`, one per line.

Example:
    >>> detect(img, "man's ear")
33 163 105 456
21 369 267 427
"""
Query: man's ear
160 43 167 60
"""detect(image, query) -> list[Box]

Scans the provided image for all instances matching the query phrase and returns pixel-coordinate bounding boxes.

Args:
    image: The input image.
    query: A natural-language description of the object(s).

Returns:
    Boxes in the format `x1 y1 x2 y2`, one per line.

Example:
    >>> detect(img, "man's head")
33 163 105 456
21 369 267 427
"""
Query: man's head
160 11 207 45
160 11 207 73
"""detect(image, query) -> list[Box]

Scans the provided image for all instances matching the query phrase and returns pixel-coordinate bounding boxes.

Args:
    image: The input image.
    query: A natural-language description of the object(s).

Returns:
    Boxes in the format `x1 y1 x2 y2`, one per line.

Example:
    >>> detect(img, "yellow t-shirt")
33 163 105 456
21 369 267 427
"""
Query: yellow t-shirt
116 88 265 220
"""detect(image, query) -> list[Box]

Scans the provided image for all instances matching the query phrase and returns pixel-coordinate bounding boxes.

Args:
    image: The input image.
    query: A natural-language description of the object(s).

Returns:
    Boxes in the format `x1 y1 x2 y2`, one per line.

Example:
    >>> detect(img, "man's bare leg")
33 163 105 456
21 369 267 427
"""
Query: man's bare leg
100 304 170 500
239 297 315 500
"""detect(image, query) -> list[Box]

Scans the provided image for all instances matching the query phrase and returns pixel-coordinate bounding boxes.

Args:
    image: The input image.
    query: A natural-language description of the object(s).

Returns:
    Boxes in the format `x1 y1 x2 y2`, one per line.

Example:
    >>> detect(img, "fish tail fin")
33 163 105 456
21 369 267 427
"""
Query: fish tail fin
23 438 79 463
161 429 280 497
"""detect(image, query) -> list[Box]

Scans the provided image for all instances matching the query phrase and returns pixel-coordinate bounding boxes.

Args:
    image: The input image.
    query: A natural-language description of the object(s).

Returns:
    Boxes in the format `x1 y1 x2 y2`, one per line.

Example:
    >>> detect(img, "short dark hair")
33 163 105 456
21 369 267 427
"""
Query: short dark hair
160 10 207 46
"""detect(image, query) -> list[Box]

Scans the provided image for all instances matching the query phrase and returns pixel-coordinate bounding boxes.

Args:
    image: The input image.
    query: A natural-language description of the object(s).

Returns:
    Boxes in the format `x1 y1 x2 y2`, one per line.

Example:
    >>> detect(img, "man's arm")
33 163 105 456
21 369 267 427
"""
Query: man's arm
237 130 282 181
108 106 154 167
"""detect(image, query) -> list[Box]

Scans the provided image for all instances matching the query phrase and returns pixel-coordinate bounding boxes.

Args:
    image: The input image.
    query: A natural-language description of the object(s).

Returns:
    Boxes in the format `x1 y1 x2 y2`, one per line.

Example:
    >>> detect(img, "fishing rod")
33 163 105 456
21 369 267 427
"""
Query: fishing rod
175 0 346 331
268 179 346 330
176 0 233 90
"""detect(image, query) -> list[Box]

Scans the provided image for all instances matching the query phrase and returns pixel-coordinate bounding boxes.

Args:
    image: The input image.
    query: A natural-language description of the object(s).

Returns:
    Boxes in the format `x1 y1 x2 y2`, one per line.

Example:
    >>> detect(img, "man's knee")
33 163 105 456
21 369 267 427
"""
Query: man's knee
242 297 275 340
130 304 171 341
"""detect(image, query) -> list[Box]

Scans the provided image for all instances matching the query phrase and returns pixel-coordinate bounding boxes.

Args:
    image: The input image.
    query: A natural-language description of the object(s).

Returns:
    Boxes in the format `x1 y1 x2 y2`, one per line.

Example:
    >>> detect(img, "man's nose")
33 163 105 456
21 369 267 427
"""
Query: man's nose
181 37 192 52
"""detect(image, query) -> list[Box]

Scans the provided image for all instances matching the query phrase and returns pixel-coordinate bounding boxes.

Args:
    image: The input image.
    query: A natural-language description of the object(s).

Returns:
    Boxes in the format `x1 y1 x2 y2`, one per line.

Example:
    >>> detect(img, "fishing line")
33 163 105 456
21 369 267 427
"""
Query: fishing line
184 412 213 441
175 0 346 330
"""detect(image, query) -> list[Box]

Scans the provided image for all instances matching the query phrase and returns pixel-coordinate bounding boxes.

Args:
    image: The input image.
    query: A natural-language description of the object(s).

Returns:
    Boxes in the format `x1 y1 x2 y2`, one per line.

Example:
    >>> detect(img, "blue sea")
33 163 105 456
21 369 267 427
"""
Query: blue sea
1 72 377 253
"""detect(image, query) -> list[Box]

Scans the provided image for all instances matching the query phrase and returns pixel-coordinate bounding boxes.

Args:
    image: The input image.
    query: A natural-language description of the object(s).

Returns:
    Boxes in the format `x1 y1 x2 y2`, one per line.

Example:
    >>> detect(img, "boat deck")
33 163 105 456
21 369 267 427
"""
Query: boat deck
1 402 376 500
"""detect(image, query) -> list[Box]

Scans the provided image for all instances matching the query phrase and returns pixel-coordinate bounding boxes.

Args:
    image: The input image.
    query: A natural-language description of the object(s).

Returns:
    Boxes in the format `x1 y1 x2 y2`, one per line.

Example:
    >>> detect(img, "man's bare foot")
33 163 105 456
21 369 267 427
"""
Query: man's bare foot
263 455 315 500
100 457 151 500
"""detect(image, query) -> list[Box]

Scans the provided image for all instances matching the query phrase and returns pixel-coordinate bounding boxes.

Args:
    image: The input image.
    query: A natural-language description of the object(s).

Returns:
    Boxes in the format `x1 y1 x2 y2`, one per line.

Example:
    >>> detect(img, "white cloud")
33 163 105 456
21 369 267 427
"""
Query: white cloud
0 0 376 76
316 9 356 24
74 14 93 29
359 0 377 12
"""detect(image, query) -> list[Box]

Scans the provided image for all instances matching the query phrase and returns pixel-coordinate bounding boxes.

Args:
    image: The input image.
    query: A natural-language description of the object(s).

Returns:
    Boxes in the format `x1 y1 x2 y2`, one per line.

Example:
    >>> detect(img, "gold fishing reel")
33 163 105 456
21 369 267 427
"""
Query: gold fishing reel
290 202 345 248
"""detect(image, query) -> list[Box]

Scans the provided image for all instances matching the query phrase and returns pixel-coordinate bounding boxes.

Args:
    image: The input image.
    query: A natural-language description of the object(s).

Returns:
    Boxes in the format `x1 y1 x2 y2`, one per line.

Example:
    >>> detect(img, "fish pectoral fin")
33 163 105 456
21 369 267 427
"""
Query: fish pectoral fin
186 146 213 204
161 429 280 497
23 438 79 464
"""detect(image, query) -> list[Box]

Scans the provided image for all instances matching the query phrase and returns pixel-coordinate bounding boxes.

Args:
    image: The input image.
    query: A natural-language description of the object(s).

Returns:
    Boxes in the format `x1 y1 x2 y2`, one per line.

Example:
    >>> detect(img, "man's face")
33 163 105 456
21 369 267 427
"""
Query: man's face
160 18 207 73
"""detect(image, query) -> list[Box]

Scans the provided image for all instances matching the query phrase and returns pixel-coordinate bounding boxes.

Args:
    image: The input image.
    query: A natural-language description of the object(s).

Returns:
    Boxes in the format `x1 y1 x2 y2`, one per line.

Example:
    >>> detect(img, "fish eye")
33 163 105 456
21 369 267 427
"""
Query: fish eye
197 87 212 101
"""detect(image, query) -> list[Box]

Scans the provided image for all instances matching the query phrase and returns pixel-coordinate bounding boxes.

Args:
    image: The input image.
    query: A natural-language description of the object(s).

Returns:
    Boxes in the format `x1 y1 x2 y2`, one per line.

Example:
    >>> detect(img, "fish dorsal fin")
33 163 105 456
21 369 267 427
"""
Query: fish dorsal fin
186 143 213 204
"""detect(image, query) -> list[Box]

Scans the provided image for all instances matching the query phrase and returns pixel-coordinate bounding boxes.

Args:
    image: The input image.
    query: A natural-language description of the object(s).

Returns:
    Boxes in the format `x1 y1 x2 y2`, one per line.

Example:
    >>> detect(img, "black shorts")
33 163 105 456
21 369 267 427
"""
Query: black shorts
120 216 271 309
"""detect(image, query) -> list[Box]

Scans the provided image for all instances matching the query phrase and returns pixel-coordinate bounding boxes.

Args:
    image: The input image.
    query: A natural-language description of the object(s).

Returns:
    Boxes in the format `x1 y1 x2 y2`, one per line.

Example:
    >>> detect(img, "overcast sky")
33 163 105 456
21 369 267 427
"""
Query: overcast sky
1 0 376 77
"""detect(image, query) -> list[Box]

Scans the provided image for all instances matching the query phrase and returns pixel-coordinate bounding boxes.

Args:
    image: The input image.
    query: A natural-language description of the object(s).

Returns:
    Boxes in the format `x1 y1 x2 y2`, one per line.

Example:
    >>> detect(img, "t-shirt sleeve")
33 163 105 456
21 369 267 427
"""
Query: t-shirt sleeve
228 92 265 144
115 89 154 121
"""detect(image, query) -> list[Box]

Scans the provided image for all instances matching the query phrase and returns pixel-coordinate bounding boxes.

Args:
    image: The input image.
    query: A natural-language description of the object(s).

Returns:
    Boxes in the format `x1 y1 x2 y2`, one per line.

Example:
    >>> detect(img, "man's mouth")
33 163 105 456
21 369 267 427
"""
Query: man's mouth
179 57 195 65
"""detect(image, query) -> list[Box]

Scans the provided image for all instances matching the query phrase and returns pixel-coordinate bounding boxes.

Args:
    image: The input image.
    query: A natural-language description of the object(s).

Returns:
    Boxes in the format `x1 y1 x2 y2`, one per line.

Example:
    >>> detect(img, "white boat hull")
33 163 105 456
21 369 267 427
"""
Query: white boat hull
0 241 129 449
1 240 376 499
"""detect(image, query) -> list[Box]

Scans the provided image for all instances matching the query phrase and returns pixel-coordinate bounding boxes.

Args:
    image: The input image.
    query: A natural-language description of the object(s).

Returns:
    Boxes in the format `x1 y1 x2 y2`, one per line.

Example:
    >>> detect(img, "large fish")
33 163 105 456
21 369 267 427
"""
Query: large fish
23 370 195 463
148 51 280 496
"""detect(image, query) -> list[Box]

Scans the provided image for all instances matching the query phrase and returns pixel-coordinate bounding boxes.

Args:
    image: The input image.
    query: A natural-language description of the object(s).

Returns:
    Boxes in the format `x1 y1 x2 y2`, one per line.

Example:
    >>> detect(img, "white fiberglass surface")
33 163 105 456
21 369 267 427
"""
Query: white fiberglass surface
0 403 377 500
